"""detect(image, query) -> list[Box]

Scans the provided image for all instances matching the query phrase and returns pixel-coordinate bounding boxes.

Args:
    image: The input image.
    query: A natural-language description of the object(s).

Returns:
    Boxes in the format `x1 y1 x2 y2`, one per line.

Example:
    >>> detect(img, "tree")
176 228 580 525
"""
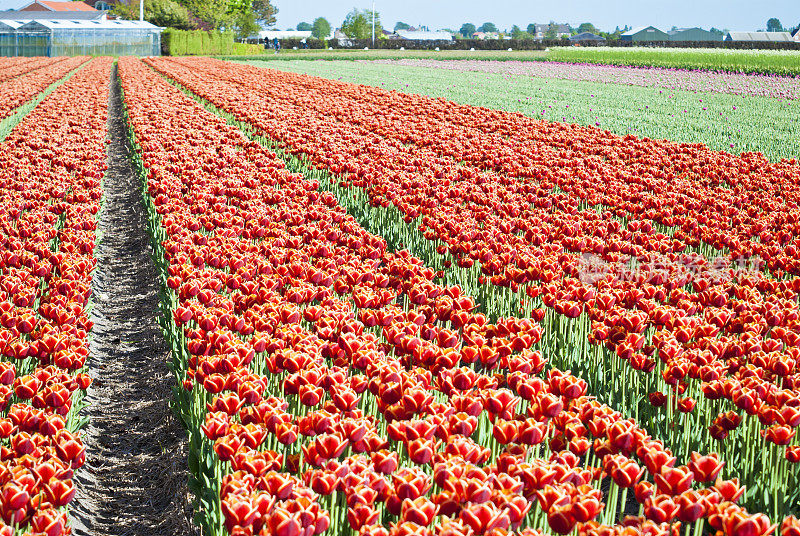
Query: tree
394 21 411 31
251 0 277 27
311 17 331 39
459 23 476 38
767 18 783 31
112 0 194 29
709 27 724 36
577 22 598 34
526 23 537 35
180 0 232 30
342 9 382 40
478 22 497 33
544 23 557 39
511 25 531 39
297 21 312 31
232 10 260 37
364 9 383 38
118 0 277 35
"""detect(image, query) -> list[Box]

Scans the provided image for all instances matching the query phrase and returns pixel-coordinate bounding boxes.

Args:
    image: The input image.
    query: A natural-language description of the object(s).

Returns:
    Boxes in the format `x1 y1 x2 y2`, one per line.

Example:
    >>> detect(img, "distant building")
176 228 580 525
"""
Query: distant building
530 23 570 40
569 32 606 43
1 18 160 56
793 28 800 42
668 27 722 41
725 31 793 42
620 26 669 42
19 0 97 12
472 31 499 40
1 0 106 19
395 29 453 41
0 10 105 20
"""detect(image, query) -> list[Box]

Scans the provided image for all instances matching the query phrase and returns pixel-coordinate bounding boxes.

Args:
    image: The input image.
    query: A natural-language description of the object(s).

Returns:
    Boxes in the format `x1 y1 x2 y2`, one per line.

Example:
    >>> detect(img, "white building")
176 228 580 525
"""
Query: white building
395 29 453 41
725 31 794 42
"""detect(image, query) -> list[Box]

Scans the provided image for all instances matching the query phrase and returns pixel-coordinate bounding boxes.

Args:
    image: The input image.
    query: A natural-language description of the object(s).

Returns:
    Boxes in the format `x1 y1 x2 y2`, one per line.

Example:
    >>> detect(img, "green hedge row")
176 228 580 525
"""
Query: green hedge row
162 29 264 56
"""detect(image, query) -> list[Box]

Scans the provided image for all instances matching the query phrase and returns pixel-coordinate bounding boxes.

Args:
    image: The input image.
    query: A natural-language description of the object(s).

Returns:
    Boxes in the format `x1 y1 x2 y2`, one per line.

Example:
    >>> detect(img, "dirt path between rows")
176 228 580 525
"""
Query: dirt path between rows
70 65 197 536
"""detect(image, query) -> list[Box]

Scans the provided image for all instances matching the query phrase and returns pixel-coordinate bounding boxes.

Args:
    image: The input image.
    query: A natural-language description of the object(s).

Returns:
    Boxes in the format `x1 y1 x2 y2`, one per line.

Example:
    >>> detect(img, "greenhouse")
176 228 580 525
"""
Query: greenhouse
0 19 161 57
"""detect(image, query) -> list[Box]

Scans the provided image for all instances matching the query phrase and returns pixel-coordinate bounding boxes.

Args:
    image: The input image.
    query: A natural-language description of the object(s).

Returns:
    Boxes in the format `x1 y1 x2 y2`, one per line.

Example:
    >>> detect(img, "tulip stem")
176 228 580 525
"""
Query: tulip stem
693 518 705 536
605 481 620 525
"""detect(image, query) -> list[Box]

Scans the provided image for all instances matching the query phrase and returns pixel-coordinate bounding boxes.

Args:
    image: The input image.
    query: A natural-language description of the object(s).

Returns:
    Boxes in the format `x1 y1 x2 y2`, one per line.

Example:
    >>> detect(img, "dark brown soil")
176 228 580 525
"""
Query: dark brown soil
70 65 198 536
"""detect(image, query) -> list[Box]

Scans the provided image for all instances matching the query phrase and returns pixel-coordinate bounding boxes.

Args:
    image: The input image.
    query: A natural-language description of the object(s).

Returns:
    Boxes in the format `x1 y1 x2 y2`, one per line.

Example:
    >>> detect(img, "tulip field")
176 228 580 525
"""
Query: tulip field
243 59 800 161
0 56 107 535
2 52 800 536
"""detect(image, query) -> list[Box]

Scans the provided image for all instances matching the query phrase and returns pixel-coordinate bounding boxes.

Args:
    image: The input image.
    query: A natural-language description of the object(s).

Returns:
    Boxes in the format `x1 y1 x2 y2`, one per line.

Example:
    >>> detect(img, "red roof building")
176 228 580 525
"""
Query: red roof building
19 1 98 12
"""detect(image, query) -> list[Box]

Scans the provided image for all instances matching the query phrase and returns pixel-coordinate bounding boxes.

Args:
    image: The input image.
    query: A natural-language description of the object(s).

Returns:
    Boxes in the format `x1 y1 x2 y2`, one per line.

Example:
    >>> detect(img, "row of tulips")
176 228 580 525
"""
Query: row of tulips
0 57 86 123
143 58 800 516
120 55 796 536
0 58 68 85
150 57 800 279
0 56 110 535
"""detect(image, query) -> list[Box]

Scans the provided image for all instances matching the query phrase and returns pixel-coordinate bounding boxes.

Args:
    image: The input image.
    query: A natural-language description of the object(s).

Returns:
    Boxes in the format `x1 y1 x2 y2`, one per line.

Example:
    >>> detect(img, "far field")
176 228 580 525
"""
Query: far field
548 46 800 76
231 48 549 61
241 58 800 161
228 46 800 75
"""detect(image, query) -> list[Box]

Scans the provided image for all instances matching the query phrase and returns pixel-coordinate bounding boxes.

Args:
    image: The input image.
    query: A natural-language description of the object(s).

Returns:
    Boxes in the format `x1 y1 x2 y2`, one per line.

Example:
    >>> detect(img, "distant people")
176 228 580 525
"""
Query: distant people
273 37 280 54
301 37 308 49
263 38 269 51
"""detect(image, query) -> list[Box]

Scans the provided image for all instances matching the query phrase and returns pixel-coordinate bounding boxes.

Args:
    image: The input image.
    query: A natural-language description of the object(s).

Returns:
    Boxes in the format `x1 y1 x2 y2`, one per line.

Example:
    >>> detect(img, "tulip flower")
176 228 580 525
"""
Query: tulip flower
120 55 800 536
654 466 693 496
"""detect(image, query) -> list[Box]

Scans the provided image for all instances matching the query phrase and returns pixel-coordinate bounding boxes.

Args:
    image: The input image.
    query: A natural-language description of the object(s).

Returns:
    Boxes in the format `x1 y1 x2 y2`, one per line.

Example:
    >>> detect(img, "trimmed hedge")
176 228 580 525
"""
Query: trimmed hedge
162 29 264 56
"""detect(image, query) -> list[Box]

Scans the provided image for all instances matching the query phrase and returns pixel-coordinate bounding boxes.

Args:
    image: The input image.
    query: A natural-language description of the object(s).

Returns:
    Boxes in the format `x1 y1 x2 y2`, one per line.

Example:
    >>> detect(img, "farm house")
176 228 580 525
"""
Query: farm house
725 31 794 42
668 27 722 41
620 26 670 42
0 18 161 56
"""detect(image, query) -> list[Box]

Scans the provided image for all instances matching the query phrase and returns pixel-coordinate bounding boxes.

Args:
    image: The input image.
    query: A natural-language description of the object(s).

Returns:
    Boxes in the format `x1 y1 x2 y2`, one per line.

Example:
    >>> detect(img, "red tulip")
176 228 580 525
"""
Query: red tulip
689 452 724 482
644 494 679 523
654 466 693 495
401 497 438 526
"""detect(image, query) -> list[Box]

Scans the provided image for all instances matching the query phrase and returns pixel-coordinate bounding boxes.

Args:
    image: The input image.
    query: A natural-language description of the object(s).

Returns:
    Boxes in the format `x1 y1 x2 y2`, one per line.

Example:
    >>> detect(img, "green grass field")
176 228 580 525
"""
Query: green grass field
222 46 800 75
240 59 800 162
547 47 800 76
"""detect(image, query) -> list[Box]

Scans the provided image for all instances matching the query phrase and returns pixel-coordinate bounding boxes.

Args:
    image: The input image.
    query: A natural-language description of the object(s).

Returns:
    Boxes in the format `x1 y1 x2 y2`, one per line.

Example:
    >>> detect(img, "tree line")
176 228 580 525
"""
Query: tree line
114 4 798 42
112 0 277 37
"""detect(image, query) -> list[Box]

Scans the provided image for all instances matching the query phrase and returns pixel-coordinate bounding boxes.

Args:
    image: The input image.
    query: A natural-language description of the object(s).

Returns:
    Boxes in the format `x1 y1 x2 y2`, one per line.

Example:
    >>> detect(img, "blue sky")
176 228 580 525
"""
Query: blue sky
0 0 796 33
273 0 798 33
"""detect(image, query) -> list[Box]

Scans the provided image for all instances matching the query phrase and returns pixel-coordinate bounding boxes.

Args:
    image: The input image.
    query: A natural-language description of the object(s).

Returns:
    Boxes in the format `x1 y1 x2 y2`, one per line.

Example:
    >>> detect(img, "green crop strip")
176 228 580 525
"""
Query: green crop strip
547 47 800 77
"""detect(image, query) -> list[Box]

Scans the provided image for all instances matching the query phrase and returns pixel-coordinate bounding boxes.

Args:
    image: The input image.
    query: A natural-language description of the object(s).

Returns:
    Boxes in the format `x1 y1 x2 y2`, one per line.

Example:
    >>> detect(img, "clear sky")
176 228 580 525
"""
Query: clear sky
0 0 796 33
0 0 28 9
271 0 798 33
